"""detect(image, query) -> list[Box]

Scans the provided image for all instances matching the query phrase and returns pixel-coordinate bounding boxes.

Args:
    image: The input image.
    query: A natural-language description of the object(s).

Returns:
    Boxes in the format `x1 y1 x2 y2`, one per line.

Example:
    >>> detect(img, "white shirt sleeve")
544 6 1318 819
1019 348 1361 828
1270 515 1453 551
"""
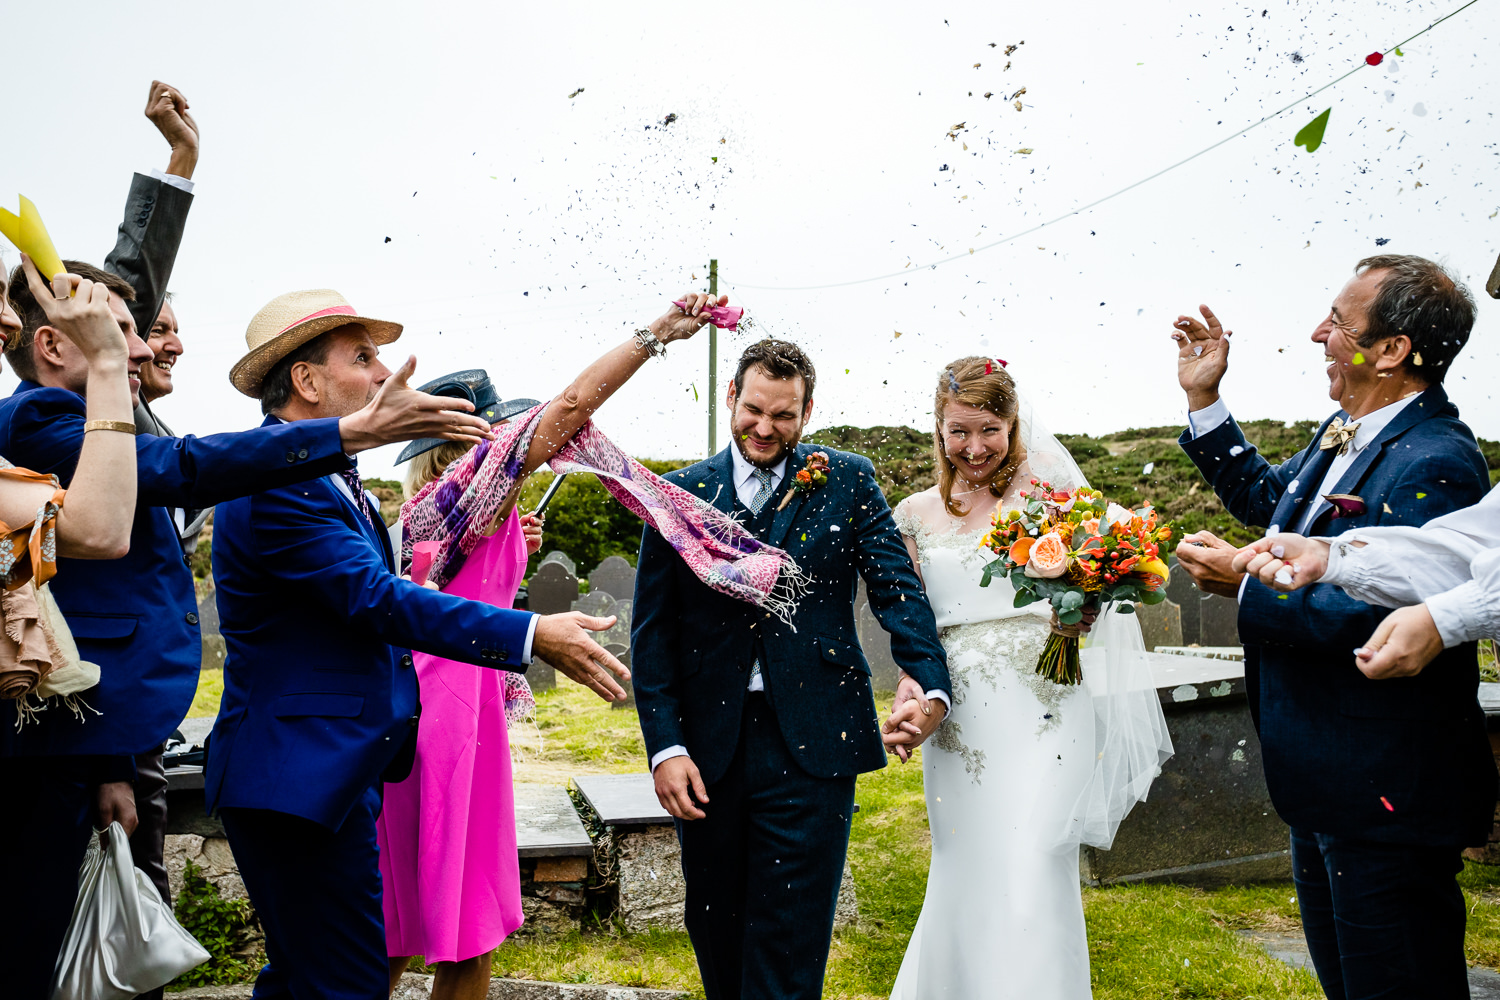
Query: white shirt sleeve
1187 397 1232 439
925 690 952 713
521 613 539 664
650 745 690 771
150 168 195 194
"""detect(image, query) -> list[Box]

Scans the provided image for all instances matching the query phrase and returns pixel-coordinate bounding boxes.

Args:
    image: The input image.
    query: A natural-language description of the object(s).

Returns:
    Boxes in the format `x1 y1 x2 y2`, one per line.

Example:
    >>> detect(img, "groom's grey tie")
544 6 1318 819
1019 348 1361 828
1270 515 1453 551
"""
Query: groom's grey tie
747 467 775 515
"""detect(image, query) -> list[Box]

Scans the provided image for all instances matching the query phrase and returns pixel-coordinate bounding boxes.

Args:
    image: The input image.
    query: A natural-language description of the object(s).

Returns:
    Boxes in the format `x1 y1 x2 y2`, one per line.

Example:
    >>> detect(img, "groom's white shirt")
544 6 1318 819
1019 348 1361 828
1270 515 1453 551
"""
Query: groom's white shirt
649 446 948 773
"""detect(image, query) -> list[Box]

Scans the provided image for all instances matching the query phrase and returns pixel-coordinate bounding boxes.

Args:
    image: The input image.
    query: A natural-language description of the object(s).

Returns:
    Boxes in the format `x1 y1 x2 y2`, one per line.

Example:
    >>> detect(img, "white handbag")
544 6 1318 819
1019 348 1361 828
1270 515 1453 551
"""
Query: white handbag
50 822 210 1000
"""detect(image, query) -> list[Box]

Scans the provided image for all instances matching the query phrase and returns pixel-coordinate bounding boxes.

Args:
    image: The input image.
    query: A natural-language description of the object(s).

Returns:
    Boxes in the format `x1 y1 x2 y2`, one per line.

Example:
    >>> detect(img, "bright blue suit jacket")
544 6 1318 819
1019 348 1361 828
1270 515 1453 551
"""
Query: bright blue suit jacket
1180 385 1497 845
631 444 950 785
205 416 537 829
0 382 351 758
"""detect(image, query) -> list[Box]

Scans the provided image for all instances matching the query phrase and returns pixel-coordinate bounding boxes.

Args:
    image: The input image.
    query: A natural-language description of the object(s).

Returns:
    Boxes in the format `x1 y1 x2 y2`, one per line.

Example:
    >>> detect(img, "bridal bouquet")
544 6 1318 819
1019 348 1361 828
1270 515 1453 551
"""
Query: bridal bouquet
978 480 1176 685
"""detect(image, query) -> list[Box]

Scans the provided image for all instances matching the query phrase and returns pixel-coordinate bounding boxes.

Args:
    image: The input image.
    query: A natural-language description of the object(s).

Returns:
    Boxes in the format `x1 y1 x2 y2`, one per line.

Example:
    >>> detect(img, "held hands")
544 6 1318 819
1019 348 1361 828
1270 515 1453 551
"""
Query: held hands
520 513 545 555
882 674 947 763
1172 304 1232 411
20 255 127 365
649 292 728 345
145 80 199 179
1174 530 1245 598
655 755 709 820
1231 533 1332 592
338 356 494 454
531 612 631 702
1355 604 1445 679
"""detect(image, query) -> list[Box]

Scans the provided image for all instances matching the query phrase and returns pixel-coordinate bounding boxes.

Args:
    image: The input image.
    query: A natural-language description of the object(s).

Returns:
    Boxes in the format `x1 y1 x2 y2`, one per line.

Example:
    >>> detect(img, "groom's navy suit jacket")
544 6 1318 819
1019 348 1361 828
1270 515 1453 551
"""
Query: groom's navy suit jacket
1181 385 1497 846
632 443 950 785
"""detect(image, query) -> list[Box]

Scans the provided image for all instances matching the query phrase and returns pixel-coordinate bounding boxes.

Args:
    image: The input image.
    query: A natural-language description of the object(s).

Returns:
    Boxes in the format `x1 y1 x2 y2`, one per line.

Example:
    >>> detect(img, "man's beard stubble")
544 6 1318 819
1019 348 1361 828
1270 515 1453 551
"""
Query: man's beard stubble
731 419 803 470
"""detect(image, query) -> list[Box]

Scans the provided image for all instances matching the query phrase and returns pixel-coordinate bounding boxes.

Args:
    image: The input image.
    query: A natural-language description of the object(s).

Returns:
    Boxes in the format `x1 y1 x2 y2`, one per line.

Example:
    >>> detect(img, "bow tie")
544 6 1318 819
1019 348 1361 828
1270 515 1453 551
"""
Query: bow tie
1319 417 1361 456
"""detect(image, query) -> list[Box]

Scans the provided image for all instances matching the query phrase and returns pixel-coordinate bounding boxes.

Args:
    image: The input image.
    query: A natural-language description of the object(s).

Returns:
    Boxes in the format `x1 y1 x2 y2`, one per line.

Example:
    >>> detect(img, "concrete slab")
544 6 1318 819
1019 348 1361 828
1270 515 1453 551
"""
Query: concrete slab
574 773 670 827
1235 928 1500 997
1154 646 1245 662
515 784 594 858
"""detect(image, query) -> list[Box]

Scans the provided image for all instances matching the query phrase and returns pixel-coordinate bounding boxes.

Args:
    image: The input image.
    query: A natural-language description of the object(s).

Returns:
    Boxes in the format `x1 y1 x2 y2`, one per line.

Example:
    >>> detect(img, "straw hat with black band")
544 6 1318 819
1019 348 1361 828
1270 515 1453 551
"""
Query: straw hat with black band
230 289 403 399
395 370 538 464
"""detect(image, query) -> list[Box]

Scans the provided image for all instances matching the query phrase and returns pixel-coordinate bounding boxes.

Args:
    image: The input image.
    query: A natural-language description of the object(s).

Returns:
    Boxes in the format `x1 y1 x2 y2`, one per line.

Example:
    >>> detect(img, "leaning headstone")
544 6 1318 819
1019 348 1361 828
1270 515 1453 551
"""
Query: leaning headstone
605 642 635 709
1199 593 1242 647
539 550 578 578
854 578 899 693
589 555 637 602
1134 598 1183 652
572 590 618 620
527 560 582 690
1164 557 1201 645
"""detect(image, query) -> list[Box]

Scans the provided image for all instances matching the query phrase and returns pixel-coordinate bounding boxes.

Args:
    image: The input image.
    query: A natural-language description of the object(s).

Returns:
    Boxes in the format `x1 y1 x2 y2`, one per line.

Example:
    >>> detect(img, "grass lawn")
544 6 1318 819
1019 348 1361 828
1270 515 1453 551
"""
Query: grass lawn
184 670 1500 999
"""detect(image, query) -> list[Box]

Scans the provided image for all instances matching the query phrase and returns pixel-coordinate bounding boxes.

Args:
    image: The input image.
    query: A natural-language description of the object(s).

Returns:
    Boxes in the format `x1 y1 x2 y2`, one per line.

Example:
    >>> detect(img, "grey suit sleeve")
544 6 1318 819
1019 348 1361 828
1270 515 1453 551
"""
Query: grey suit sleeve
104 172 193 337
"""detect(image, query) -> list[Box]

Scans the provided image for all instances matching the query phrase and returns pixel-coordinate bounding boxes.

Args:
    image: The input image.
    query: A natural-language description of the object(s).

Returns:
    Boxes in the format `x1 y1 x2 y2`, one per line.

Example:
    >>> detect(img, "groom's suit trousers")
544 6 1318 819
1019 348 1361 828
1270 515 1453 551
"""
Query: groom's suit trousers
677 692 856 1000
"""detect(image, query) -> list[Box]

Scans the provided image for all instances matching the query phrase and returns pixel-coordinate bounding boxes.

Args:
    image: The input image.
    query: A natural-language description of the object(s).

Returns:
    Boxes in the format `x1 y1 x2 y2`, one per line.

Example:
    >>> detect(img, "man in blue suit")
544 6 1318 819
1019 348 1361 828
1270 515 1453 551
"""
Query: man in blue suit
207 288 631 1000
633 340 950 1000
0 265 491 996
1172 255 1496 1000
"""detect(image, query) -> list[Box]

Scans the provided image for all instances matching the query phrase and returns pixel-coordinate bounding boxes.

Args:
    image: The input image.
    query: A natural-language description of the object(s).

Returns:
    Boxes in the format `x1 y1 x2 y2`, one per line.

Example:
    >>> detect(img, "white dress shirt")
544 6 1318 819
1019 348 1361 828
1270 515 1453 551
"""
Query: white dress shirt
1317 486 1500 649
1189 394 1418 599
151 168 195 194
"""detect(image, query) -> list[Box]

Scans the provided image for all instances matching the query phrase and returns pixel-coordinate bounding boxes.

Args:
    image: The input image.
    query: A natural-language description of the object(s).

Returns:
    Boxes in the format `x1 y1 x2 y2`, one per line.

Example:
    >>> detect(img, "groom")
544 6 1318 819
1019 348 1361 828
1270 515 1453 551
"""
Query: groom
632 339 950 1000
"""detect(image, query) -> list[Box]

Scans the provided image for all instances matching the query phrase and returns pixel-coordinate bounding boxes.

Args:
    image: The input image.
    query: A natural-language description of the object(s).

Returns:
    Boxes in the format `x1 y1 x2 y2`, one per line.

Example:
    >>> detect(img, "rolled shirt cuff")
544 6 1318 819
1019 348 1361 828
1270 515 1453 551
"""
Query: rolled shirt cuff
150 167 195 194
650 745 689 772
1187 397 1231 439
1425 582 1488 649
522 614 538 664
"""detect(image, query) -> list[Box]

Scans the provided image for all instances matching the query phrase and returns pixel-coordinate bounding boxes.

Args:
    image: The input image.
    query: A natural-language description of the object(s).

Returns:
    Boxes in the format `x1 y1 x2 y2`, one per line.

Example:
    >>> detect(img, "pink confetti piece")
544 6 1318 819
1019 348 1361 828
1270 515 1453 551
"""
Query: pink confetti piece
1380 795 1395 812
410 540 440 587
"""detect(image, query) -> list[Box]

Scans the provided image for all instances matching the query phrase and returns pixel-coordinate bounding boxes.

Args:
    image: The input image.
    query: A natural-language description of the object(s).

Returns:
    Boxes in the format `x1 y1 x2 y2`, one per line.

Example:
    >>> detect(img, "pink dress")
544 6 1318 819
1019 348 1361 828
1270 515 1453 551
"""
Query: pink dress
377 511 526 962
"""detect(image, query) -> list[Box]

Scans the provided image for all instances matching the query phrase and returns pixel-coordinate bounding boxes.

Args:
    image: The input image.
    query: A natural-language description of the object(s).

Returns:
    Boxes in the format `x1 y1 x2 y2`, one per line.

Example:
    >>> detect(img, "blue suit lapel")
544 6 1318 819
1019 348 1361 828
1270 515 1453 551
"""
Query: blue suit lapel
700 447 737 516
768 444 810 549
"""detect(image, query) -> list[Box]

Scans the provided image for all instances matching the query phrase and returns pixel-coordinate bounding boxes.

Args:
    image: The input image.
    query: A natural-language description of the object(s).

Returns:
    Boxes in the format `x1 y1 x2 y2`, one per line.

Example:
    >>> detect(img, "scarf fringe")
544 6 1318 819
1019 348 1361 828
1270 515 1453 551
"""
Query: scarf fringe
11 690 99 732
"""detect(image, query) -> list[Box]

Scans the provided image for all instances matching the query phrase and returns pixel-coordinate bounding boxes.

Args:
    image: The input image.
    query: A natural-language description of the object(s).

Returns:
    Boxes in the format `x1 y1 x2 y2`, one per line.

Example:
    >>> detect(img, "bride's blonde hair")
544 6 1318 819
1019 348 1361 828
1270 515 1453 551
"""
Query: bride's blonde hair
933 356 1026 517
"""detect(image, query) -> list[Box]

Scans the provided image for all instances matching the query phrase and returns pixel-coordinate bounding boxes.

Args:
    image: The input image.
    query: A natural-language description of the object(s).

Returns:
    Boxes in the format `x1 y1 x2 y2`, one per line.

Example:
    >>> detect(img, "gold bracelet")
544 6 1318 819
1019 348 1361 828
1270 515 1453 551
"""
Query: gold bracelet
83 420 138 435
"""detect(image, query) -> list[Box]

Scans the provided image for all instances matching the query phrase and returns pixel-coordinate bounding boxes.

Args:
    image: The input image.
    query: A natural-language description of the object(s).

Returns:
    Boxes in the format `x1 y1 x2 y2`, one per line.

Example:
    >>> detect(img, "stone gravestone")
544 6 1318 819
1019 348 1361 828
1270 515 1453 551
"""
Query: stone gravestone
1133 598 1183 652
197 586 225 672
539 550 577 577
1198 593 1242 647
589 555 638 602
854 578 900 693
1164 556 1201 645
526 559 583 690
571 592 635 707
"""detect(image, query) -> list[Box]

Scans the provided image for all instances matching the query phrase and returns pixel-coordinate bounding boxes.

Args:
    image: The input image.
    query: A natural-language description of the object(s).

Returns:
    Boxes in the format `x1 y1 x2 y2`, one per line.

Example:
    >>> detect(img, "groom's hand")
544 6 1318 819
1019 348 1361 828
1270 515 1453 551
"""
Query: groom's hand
883 676 946 762
1175 531 1244 599
654 756 709 820
1232 533 1332 591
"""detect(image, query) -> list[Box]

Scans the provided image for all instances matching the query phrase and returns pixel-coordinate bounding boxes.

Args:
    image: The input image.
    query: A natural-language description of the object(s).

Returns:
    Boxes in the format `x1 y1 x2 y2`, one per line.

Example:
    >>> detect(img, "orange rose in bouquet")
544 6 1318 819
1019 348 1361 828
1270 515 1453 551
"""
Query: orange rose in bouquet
979 479 1177 685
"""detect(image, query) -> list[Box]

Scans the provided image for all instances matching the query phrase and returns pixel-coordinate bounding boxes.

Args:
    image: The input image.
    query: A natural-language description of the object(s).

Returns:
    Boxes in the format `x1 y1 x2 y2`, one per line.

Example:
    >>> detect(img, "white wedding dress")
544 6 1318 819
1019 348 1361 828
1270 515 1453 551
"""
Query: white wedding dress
889 507 1095 1000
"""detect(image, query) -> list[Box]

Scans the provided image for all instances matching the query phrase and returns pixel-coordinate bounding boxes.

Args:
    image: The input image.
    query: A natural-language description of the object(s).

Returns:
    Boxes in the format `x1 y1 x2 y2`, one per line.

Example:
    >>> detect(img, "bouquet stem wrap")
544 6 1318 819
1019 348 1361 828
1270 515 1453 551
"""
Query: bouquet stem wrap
401 404 809 624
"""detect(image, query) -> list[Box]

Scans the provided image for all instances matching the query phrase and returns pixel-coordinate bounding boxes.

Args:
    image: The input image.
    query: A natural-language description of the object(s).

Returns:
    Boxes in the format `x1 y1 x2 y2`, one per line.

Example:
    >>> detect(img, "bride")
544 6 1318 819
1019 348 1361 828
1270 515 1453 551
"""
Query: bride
887 356 1173 999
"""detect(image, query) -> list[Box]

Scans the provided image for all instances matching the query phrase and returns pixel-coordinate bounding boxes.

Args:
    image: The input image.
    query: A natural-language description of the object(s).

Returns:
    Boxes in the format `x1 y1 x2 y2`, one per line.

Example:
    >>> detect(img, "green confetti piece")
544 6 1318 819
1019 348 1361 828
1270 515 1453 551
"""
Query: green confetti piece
1417 492 1428 499
1352 352 1365 365
1395 46 1404 56
712 157 718 163
1295 108 1332 153
1277 594 1290 600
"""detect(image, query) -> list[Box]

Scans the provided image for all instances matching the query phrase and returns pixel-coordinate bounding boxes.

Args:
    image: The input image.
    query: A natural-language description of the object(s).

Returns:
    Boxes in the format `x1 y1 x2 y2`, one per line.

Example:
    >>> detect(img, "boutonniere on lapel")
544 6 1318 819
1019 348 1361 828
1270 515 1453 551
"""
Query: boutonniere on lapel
777 451 831 511
1322 494 1366 519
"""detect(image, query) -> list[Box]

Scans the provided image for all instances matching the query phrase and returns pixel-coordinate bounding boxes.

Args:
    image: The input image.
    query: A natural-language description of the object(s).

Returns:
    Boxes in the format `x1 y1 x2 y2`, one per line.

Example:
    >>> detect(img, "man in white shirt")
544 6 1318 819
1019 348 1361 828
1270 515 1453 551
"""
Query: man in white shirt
1171 255 1494 1000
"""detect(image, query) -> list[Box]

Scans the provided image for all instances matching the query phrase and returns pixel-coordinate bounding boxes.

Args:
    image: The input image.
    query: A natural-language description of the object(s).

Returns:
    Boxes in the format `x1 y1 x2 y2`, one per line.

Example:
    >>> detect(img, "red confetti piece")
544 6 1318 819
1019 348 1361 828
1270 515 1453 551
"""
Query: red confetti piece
1380 795 1395 812
1366 51 1384 65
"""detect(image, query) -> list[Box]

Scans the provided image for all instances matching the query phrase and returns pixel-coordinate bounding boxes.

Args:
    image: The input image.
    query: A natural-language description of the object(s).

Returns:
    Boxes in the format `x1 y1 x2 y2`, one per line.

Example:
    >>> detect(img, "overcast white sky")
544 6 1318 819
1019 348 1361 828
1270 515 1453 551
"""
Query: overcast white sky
4 0 1498 482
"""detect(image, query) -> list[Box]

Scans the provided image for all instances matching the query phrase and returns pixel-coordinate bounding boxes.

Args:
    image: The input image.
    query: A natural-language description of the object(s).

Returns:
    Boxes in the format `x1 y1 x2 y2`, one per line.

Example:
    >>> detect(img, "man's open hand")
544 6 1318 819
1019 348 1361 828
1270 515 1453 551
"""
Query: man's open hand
1356 604 1445 679
338 355 493 454
1175 530 1245 598
1172 304 1232 411
146 80 199 180
532 612 630 702
654 755 709 820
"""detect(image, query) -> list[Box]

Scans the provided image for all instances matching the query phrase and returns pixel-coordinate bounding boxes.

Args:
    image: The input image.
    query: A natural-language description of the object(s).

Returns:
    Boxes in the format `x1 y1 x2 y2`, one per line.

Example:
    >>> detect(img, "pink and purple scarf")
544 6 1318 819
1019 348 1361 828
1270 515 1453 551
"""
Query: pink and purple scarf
401 404 808 625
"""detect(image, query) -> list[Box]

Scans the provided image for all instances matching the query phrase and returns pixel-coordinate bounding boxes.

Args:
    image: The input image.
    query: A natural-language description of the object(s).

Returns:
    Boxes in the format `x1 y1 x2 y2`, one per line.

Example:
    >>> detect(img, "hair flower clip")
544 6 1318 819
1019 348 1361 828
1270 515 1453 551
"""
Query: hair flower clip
778 451 831 510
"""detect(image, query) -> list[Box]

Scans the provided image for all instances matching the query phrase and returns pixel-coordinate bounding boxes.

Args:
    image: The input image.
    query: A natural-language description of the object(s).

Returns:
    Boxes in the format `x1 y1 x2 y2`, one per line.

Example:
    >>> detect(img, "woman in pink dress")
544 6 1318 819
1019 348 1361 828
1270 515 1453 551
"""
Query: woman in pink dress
379 290 728 1000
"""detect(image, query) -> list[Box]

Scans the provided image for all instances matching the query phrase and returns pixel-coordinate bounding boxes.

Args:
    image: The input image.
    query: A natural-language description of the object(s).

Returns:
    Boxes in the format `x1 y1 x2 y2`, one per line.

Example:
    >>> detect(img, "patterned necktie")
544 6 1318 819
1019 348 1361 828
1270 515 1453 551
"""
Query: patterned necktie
747 468 775 514
340 469 375 528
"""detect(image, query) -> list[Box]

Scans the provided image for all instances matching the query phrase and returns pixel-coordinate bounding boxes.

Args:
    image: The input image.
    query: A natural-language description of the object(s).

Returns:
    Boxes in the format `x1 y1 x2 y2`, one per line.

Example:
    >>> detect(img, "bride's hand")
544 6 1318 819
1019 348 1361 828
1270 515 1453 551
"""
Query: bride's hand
884 676 946 762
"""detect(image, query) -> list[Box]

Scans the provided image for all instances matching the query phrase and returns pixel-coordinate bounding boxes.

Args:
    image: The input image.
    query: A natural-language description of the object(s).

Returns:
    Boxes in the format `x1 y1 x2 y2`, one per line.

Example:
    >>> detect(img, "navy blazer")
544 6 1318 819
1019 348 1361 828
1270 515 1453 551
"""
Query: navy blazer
0 382 350 758
1181 385 1497 845
205 416 537 829
631 444 950 785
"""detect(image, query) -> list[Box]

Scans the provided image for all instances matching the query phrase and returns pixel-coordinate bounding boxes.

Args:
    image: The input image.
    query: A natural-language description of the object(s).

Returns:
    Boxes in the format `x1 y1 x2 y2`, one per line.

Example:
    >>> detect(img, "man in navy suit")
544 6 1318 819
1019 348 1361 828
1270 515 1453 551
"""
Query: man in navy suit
0 266 492 997
1172 255 1496 1000
633 340 951 1000
206 288 631 1000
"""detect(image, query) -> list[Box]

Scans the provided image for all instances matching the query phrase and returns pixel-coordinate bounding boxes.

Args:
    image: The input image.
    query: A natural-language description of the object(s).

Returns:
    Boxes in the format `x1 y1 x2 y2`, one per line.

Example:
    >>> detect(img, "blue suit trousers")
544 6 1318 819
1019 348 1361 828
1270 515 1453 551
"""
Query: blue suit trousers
221 787 388 1000
676 692 857 1000
1291 827 1468 999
